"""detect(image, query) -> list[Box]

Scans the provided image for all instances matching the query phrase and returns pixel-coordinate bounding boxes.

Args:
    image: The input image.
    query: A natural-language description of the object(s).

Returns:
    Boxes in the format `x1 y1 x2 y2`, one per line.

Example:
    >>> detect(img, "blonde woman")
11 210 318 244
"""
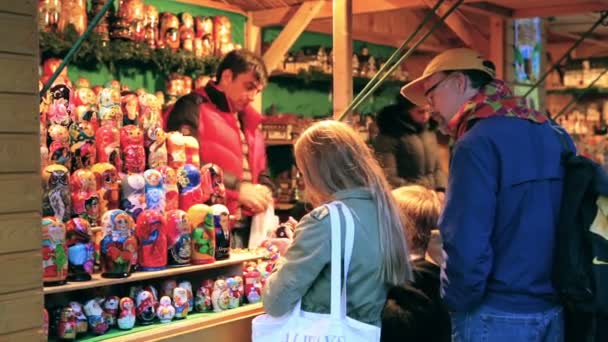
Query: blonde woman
262 120 411 327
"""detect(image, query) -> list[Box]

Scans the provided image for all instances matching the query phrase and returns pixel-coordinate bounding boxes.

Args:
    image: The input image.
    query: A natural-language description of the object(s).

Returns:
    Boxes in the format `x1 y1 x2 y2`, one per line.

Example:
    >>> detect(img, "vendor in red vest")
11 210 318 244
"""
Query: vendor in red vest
164 50 274 248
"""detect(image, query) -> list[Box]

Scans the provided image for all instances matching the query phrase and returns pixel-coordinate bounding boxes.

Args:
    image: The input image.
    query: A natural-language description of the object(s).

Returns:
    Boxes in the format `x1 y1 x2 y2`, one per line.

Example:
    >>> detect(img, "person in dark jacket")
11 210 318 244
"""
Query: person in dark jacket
373 96 446 191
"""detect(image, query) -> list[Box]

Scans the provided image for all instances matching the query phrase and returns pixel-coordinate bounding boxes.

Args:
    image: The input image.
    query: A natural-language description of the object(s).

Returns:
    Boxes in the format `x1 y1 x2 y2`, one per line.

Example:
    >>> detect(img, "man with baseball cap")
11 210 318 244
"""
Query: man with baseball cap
402 48 569 341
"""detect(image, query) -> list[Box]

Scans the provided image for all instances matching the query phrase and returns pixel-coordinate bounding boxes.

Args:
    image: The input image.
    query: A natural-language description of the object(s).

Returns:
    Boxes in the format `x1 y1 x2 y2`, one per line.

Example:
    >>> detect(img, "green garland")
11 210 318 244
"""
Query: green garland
39 25 220 77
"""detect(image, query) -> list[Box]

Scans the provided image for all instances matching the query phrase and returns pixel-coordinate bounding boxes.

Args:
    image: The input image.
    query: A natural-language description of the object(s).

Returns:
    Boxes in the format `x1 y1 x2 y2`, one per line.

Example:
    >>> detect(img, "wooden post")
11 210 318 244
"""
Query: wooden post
262 0 325 73
332 0 352 119
489 17 504 79
246 13 263 113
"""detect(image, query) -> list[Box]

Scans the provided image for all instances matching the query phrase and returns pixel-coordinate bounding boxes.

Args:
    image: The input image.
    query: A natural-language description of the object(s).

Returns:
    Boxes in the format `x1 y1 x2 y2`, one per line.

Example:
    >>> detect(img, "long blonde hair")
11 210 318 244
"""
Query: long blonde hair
294 120 411 285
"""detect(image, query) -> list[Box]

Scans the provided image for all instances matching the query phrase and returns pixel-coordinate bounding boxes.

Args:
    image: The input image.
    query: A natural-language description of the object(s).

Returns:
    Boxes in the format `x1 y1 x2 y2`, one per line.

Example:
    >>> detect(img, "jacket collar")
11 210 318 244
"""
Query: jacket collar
333 187 373 201
197 82 265 130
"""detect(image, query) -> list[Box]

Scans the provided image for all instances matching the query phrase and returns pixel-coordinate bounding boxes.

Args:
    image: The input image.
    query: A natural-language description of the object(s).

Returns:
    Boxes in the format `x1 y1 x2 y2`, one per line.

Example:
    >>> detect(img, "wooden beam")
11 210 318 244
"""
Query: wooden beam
550 31 608 48
489 17 504 79
262 1 325 73
246 13 263 113
514 2 608 18
333 0 352 119
423 0 489 56
463 2 512 18
173 0 246 16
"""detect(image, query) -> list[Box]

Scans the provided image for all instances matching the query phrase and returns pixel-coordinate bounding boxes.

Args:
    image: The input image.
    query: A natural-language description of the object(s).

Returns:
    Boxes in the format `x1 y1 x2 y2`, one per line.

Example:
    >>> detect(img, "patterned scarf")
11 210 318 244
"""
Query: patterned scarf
446 79 547 140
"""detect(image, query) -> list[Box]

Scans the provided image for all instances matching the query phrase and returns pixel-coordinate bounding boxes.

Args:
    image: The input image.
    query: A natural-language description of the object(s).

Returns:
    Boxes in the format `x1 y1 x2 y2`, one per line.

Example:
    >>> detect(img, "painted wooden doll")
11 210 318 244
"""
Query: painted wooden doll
156 296 175 323
211 278 230 312
187 204 215 264
48 124 72 170
84 299 109 335
144 169 165 212
48 84 73 127
178 280 194 309
68 301 88 335
211 204 231 261
159 12 180 50
138 93 162 133
165 209 192 266
117 297 136 330
200 163 226 205
38 0 61 32
42 217 68 286
214 16 233 56
194 281 213 312
73 86 99 131
70 169 100 225
91 163 120 212
120 125 146 174
98 88 122 127
143 4 159 48
166 131 186 170
157 166 179 211
145 125 168 169
178 164 203 211
226 277 240 309
42 164 71 223
65 218 94 281
243 262 262 304
96 122 123 172
69 120 97 172
161 279 178 298
173 287 190 319
121 91 140 127
179 12 195 52
102 296 120 327
135 290 156 325
183 136 200 167
57 307 77 340
100 210 138 278
43 308 49 340
136 209 168 271
144 284 160 309
120 173 146 221
40 123 50 171
234 275 245 305
58 0 87 35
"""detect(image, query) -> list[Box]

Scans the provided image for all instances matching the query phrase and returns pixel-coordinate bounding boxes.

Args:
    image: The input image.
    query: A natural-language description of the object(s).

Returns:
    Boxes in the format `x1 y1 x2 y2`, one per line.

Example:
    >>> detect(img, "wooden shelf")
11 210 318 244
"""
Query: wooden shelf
44 251 261 295
275 203 295 210
265 139 294 146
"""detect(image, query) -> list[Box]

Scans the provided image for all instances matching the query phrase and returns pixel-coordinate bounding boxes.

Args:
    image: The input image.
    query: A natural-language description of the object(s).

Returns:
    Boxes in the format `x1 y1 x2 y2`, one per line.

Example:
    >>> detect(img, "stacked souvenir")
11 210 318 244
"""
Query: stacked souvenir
39 66 232 287
46 267 264 339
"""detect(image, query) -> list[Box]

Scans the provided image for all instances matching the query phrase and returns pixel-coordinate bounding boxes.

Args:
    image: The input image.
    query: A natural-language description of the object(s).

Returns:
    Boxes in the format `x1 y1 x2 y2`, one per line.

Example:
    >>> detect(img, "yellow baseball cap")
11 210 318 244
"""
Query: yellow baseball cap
400 48 495 107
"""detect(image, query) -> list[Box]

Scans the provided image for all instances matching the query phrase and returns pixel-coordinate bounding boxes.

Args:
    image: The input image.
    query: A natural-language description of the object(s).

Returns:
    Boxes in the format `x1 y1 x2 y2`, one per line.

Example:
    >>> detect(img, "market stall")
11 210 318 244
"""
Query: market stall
2 0 608 341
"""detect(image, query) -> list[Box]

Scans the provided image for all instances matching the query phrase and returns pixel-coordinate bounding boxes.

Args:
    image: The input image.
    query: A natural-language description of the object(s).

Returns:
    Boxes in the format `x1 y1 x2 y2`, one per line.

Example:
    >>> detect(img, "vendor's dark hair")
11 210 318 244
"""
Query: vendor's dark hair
215 50 268 85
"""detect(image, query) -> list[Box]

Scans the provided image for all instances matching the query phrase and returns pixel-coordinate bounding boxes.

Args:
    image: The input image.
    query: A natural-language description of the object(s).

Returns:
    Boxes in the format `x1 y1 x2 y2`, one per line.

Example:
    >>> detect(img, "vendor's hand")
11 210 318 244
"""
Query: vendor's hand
261 238 293 256
238 183 273 213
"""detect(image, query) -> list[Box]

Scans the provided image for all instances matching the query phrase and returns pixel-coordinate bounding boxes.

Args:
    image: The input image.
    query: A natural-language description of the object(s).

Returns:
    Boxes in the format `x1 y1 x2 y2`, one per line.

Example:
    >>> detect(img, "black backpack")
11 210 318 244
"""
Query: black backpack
551 127 608 341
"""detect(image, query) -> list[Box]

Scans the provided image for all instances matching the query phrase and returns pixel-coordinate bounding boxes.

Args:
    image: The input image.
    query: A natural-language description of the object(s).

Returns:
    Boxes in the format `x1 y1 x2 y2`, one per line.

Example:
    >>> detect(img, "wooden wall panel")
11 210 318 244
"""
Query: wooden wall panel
0 13 37 56
0 53 38 94
0 212 40 254
0 251 41 295
0 290 43 335
0 134 39 173
0 328 42 342
0 174 40 214
0 0 36 16
0 94 39 133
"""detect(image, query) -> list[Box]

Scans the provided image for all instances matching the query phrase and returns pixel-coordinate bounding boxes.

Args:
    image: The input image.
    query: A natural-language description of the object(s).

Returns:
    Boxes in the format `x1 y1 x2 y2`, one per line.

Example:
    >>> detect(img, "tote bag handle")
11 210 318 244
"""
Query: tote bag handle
327 201 355 320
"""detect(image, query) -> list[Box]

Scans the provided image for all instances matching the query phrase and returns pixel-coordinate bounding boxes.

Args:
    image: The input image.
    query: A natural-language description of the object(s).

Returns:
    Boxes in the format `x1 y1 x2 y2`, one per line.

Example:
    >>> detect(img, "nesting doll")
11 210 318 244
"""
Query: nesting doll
214 16 232 56
58 0 87 35
143 4 159 48
42 164 71 223
102 296 120 327
136 209 168 271
138 93 162 133
156 296 175 323
177 164 203 211
48 124 72 169
96 123 123 172
98 88 122 127
144 284 160 308
194 280 213 312
165 209 192 266
146 125 168 169
120 173 146 220
178 280 194 309
144 169 165 212
84 299 109 335
68 301 88 334
188 204 215 265
38 0 61 32
99 210 138 278
200 163 226 205
121 125 146 174
234 275 245 304
48 84 73 127
159 12 180 50
135 290 156 325
69 120 96 171
121 91 140 127
161 279 178 298
40 123 49 170
73 86 99 131
157 166 179 211
166 132 186 170
66 218 94 281
226 277 240 309
42 217 68 286
57 307 77 340
91 163 120 212
179 12 195 51
43 308 49 340
183 136 200 167
70 169 100 225
211 278 230 312
117 297 136 330
173 287 190 319
211 204 231 261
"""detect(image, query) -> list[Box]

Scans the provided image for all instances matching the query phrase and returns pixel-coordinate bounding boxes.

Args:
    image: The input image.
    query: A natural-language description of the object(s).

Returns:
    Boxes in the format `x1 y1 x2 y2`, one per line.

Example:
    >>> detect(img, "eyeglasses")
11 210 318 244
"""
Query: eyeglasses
424 72 455 103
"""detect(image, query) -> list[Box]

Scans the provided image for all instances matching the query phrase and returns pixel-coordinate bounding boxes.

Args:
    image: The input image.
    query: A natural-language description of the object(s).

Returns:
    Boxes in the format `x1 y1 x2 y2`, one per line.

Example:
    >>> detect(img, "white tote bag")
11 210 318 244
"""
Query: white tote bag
252 201 381 342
